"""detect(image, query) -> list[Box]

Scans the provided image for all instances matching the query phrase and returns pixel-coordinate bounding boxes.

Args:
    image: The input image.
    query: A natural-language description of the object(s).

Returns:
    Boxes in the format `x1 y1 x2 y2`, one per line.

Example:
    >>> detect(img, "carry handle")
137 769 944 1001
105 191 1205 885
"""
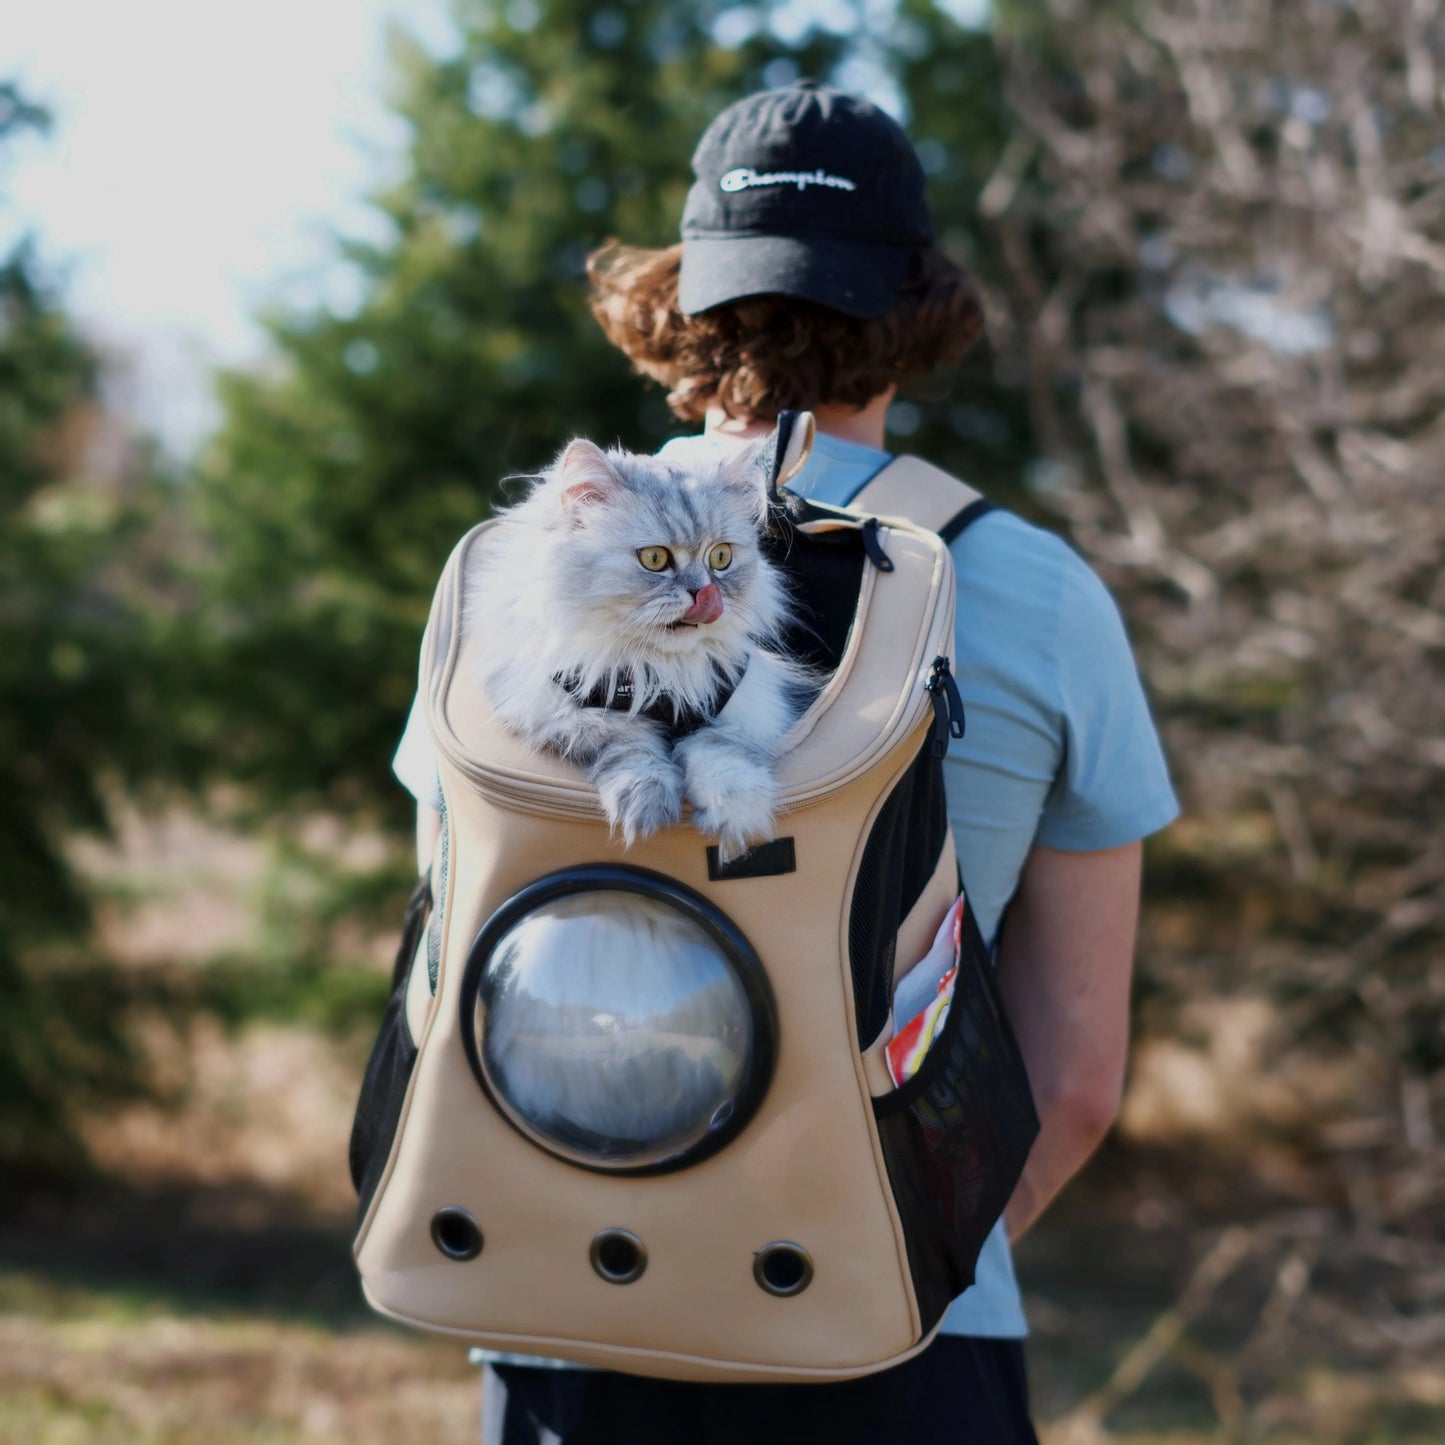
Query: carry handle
767 409 816 506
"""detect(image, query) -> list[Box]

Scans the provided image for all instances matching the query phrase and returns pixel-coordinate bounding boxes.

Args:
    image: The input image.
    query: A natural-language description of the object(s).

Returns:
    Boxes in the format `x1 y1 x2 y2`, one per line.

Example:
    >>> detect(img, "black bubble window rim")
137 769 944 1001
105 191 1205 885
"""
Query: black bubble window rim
458 864 778 1177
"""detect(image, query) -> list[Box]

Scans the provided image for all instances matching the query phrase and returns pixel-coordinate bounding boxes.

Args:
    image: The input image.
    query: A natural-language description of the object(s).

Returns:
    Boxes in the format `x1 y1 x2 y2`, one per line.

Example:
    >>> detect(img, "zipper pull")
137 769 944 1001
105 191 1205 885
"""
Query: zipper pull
924 656 966 757
859 517 895 572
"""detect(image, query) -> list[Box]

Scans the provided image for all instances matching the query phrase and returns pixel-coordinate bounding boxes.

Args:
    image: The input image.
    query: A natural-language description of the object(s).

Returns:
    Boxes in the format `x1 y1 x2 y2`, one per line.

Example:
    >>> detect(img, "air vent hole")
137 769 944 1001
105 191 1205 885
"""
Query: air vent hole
430 1207 483 1261
590 1229 646 1284
754 1242 813 1297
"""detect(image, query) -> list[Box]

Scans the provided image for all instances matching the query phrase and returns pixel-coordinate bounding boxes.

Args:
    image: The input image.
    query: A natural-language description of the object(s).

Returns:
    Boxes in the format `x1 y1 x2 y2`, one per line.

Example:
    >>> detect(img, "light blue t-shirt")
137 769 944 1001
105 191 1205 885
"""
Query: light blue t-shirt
396 428 1179 1349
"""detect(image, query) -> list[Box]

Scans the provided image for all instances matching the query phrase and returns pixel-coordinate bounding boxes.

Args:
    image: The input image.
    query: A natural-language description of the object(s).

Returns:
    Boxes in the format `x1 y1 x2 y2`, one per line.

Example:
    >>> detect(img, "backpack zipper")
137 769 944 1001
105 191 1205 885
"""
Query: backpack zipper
923 656 965 757
859 516 894 572
438 683 940 819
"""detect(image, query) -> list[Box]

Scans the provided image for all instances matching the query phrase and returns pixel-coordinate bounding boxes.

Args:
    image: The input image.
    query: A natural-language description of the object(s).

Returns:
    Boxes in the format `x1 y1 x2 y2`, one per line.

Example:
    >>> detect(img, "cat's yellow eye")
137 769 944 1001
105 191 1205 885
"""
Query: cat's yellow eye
637 546 672 572
708 543 733 571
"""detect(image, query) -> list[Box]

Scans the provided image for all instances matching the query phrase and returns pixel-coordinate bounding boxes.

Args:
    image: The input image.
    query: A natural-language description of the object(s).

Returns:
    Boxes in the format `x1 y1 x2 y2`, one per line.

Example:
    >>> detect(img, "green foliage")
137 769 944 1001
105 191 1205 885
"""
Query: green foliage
0 83 168 1181
888 0 1033 501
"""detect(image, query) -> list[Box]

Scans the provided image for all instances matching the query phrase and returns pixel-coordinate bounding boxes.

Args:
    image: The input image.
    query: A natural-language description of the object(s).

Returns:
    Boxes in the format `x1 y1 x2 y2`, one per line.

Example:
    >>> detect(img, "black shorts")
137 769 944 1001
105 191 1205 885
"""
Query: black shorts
481 1336 1039 1445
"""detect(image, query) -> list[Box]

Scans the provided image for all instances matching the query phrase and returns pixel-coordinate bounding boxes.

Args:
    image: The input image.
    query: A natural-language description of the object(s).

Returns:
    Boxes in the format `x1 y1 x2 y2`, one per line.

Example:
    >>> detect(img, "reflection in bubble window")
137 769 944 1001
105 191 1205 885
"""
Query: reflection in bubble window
465 874 773 1173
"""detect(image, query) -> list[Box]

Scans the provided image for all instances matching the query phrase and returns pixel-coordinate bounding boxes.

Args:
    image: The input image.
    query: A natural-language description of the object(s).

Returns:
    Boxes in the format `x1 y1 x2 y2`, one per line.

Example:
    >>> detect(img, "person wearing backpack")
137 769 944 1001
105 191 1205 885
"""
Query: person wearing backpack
387 82 1178 1444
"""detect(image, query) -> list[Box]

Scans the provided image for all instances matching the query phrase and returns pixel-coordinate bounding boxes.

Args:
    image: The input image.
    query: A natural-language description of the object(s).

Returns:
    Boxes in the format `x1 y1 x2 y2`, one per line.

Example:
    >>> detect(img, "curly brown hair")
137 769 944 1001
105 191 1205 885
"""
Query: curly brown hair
586 241 986 422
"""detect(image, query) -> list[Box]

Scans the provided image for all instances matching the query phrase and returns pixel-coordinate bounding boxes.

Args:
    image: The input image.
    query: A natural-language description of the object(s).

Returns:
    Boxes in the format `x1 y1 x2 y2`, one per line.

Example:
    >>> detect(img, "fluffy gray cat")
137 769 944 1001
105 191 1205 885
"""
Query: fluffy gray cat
471 436 810 862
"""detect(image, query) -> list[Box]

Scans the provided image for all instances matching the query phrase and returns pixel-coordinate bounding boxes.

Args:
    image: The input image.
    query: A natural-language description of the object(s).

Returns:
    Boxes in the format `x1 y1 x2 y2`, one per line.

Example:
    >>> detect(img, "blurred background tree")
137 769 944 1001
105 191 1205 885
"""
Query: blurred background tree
978 0 1443 1162
0 81 178 1181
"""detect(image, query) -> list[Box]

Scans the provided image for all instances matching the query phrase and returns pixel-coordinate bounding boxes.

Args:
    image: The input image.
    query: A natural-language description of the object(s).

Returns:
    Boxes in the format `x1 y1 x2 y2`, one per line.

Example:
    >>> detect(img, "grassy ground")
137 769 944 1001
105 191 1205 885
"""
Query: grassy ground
0 1022 479 1444
0 1275 476 1444
3 810 1440 1443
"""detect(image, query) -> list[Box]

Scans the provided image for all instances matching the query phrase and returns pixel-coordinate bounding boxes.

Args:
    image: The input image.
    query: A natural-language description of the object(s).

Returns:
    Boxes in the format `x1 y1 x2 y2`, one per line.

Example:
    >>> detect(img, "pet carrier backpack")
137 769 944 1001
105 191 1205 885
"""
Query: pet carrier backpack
349 412 1037 1382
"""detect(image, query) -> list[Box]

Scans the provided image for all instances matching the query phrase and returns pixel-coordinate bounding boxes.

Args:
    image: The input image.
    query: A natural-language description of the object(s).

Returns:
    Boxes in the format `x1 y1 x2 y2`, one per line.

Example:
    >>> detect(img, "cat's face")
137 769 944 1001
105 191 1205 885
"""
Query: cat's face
532 439 780 659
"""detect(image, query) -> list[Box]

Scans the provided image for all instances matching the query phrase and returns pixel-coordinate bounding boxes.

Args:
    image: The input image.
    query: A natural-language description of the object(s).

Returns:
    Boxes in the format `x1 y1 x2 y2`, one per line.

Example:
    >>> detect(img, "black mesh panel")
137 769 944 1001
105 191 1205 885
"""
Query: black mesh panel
872 901 1039 1331
847 740 949 1046
350 877 429 1225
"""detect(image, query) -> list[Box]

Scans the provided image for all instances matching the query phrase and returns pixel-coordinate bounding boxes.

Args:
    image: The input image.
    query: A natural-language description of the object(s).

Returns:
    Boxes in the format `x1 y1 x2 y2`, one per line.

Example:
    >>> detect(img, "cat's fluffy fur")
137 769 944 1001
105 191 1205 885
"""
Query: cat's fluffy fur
470 436 811 862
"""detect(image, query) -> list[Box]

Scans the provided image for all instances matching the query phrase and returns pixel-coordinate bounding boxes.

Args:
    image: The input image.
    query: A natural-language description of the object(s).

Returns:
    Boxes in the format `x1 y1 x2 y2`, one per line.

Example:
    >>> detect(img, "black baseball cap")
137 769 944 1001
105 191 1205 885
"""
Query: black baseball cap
678 82 932 319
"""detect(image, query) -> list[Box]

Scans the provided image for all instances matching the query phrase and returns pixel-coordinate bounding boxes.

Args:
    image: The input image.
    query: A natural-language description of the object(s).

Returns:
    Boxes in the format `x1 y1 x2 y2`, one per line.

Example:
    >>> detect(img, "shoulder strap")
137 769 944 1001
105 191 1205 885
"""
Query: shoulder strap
848 455 999 543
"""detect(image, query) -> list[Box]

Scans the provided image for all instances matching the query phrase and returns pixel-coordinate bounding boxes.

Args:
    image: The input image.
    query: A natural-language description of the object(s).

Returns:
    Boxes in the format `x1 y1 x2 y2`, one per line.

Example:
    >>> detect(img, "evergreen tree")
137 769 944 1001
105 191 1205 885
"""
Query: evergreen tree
0 83 166 1180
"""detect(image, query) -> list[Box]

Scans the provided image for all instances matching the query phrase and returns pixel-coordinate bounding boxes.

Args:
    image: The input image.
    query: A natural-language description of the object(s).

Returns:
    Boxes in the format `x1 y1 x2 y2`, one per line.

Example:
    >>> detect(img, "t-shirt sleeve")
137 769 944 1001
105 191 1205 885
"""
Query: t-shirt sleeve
393 694 443 812
1035 559 1180 851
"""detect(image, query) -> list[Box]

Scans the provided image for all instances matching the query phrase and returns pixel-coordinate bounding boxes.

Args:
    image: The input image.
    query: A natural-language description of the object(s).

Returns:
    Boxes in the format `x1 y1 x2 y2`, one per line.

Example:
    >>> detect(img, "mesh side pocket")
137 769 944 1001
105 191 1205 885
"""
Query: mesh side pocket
848 740 949 1046
872 900 1039 1332
349 874 430 1224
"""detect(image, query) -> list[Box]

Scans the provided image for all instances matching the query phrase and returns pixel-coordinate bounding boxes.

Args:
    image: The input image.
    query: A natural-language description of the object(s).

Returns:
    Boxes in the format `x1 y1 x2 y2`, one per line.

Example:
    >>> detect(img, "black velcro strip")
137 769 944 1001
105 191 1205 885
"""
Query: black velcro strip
707 837 797 881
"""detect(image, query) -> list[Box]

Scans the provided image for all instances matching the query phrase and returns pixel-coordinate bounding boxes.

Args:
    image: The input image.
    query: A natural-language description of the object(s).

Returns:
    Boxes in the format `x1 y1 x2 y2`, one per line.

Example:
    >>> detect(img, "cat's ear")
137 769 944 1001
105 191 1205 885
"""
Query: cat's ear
557 439 619 512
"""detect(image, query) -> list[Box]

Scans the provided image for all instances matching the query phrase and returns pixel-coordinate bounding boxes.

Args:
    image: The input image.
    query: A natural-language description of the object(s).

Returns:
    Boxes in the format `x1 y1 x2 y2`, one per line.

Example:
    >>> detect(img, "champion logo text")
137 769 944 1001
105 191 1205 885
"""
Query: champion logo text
719 166 857 194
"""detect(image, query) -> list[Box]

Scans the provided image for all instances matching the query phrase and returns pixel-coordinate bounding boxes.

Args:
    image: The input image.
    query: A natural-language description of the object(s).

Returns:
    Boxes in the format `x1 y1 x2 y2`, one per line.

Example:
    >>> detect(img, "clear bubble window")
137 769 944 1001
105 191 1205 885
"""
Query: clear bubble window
461 867 776 1174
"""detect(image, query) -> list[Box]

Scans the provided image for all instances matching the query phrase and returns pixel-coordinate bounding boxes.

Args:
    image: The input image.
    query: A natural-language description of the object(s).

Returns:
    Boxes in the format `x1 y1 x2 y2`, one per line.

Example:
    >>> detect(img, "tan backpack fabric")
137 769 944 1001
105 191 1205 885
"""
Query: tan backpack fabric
349 419 1038 1382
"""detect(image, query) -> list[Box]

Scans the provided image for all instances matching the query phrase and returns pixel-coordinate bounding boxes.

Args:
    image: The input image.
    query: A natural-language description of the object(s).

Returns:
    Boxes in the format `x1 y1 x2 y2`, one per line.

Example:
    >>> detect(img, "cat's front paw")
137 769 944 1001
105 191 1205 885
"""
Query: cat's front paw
594 756 685 847
678 736 777 865
708 816 772 867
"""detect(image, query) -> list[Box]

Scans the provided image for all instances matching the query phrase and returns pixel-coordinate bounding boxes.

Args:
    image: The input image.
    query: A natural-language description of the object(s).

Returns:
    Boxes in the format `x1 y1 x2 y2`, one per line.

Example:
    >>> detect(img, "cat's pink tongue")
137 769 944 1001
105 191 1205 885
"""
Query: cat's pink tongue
681 583 724 625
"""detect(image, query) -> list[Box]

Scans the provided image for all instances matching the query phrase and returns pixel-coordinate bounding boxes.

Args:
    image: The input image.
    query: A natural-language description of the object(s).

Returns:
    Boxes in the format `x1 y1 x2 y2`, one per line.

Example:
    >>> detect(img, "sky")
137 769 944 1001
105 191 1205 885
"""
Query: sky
1 0 455 453
2 0 992 456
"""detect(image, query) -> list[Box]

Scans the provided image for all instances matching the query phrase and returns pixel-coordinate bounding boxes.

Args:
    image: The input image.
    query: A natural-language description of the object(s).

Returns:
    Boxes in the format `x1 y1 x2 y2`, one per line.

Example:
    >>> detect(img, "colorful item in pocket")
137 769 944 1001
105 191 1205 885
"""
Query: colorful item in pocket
886 896 964 1087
